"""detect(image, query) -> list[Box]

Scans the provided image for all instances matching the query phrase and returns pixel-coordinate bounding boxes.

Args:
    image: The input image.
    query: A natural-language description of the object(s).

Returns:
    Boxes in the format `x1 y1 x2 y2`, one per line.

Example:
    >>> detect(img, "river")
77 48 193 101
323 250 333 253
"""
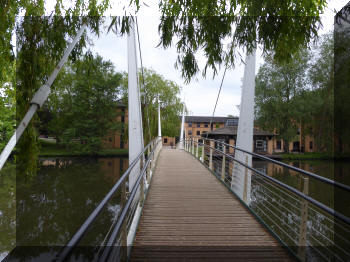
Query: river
0 157 349 260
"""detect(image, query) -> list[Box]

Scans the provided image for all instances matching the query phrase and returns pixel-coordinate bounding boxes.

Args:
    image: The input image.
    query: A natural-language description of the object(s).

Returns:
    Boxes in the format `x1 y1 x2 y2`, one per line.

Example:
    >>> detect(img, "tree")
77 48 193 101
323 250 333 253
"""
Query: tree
0 61 15 152
119 68 184 145
44 52 123 154
255 49 310 153
306 33 334 152
157 0 326 82
334 4 350 154
13 1 112 175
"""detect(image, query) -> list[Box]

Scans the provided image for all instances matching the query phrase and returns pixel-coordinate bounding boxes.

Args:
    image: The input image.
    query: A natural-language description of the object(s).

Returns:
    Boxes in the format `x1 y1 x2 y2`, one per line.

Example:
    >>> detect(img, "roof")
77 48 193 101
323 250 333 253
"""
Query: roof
185 116 238 123
203 126 275 137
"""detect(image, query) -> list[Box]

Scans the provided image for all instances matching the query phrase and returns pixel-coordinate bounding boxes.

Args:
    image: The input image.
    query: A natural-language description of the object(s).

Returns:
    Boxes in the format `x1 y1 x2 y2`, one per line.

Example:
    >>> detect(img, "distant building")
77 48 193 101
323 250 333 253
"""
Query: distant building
183 116 239 140
203 126 275 154
102 103 128 150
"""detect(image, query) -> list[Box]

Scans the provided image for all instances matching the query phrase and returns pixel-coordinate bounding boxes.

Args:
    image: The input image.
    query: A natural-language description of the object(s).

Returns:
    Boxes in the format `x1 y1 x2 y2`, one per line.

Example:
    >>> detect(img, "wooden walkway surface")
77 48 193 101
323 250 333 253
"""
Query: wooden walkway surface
131 149 293 261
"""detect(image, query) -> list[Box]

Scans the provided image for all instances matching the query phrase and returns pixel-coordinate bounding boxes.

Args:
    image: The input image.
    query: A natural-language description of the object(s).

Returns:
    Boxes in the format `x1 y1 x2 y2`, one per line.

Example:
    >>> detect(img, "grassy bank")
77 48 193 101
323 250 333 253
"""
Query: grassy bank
39 139 128 157
280 152 350 160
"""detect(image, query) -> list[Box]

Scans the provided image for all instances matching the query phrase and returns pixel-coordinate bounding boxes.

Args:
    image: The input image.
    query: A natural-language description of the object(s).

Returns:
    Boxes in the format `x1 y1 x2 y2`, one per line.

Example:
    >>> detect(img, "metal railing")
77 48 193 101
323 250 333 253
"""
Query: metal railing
183 137 350 262
56 137 162 262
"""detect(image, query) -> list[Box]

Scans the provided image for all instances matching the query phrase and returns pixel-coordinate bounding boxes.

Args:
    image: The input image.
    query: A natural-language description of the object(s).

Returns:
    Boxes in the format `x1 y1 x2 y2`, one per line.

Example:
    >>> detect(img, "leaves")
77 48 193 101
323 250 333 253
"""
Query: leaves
158 0 326 82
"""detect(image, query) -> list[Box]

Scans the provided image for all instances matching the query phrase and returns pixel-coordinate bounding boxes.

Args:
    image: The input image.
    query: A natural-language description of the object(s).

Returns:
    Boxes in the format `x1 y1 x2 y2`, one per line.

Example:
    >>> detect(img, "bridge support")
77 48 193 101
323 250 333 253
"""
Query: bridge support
127 18 144 191
221 146 226 181
231 48 256 204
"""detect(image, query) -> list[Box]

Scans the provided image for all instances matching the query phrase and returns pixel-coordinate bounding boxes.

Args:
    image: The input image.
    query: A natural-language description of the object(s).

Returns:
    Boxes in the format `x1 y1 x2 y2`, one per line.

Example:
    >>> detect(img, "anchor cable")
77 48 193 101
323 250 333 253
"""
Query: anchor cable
135 17 152 143
206 65 228 139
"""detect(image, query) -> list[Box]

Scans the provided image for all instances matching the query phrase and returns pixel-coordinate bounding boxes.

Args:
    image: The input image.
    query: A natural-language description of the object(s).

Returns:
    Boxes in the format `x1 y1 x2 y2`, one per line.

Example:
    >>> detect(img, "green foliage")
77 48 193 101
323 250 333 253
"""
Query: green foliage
13 0 114 175
158 0 326 82
334 6 350 154
255 49 310 152
44 52 123 154
255 33 334 153
120 68 184 145
0 62 15 151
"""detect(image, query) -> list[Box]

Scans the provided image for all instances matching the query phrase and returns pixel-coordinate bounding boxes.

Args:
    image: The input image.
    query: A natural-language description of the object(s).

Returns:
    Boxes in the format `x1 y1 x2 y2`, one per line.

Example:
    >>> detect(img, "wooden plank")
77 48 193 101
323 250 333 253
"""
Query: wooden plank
131 149 294 261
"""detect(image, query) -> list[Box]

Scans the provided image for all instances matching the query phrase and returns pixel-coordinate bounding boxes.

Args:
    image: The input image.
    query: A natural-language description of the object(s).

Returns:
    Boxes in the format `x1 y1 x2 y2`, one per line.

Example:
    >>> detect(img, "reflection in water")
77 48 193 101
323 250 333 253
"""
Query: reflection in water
1 158 349 261
251 159 350 261
1 157 128 261
0 163 15 261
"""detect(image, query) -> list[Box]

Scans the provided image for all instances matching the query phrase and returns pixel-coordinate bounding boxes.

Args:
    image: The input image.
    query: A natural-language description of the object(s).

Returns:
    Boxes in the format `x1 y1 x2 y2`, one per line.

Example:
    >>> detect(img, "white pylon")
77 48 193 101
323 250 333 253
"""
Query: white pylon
231 48 256 204
158 95 161 137
179 105 185 149
128 18 144 190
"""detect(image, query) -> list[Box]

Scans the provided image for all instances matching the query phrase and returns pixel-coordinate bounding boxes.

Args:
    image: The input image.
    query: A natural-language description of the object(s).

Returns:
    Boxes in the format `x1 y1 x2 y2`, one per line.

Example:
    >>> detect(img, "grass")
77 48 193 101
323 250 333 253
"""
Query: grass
280 152 350 160
39 139 128 157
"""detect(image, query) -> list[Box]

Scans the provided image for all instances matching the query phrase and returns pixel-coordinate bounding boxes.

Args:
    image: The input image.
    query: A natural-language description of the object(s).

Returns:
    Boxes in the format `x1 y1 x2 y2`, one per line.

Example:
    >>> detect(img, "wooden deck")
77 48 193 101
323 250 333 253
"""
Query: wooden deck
131 149 293 261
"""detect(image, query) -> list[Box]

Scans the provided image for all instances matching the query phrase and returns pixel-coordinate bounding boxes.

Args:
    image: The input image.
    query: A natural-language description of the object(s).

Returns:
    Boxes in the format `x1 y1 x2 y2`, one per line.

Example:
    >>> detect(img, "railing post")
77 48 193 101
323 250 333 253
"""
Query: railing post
201 142 205 163
221 145 226 181
209 141 213 170
151 140 155 170
146 146 151 184
243 155 248 203
196 139 199 158
192 138 195 154
298 176 309 261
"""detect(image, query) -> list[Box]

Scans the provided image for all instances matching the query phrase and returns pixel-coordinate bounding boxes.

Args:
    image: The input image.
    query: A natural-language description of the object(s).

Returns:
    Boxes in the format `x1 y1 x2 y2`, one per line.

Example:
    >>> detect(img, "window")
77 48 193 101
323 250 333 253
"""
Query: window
196 131 200 135
197 123 200 127
276 140 281 150
297 128 300 135
188 130 192 136
164 138 168 144
204 123 209 128
226 119 238 126
255 140 267 152
198 139 203 144
109 137 113 142
256 140 264 149
188 122 192 127
309 141 313 150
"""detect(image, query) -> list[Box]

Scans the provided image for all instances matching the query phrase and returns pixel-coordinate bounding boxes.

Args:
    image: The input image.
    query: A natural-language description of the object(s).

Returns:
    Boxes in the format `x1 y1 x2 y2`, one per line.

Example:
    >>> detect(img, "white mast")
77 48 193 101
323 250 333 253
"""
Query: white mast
231 48 256 204
179 105 185 149
128 18 144 190
158 95 162 137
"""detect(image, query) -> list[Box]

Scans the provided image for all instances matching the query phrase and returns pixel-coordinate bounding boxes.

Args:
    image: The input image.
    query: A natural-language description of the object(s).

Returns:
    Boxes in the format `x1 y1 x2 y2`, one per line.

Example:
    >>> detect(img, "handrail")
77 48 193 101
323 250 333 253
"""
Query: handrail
186 138 350 226
99 144 155 261
201 137 350 193
56 137 160 262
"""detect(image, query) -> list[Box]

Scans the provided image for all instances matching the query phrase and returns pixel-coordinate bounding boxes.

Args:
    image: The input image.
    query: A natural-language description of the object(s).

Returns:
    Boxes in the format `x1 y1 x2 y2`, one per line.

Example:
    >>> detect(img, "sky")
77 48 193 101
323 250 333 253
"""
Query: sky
44 0 349 117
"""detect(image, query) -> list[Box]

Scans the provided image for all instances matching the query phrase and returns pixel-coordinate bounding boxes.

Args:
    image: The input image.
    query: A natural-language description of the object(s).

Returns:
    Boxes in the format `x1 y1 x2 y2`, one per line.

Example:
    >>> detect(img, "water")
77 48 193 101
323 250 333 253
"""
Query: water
251 159 350 261
0 157 128 260
0 158 349 260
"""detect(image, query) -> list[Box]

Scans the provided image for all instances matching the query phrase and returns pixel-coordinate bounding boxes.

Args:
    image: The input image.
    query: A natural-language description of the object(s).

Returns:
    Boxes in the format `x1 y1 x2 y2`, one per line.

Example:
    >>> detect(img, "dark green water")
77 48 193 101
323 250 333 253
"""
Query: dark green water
0 157 128 260
0 158 349 260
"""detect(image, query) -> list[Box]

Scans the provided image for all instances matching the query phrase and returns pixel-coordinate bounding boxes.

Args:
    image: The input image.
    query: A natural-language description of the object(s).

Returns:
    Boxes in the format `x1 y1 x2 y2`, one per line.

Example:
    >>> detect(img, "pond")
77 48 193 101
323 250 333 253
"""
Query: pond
0 157 128 261
0 157 349 261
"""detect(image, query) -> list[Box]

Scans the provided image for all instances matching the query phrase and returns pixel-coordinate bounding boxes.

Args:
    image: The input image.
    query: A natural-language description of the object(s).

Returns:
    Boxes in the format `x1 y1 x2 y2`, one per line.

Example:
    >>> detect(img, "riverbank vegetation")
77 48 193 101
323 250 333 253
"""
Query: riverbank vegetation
255 30 350 157
38 139 128 157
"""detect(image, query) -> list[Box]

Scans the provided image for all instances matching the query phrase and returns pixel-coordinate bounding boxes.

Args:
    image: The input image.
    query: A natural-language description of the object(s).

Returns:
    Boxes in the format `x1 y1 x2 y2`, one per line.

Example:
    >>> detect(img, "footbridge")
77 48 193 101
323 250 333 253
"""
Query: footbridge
1 18 350 262
56 137 350 262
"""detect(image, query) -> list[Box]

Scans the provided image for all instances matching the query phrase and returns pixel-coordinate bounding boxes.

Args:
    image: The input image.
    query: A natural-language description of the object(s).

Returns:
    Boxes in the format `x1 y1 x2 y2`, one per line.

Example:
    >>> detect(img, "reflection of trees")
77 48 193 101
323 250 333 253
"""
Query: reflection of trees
250 160 350 261
13 157 127 260
0 163 16 259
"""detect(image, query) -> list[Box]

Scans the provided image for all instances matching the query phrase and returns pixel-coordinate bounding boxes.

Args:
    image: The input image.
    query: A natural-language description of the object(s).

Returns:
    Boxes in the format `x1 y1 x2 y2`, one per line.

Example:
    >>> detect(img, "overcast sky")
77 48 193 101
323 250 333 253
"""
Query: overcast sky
45 0 349 117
